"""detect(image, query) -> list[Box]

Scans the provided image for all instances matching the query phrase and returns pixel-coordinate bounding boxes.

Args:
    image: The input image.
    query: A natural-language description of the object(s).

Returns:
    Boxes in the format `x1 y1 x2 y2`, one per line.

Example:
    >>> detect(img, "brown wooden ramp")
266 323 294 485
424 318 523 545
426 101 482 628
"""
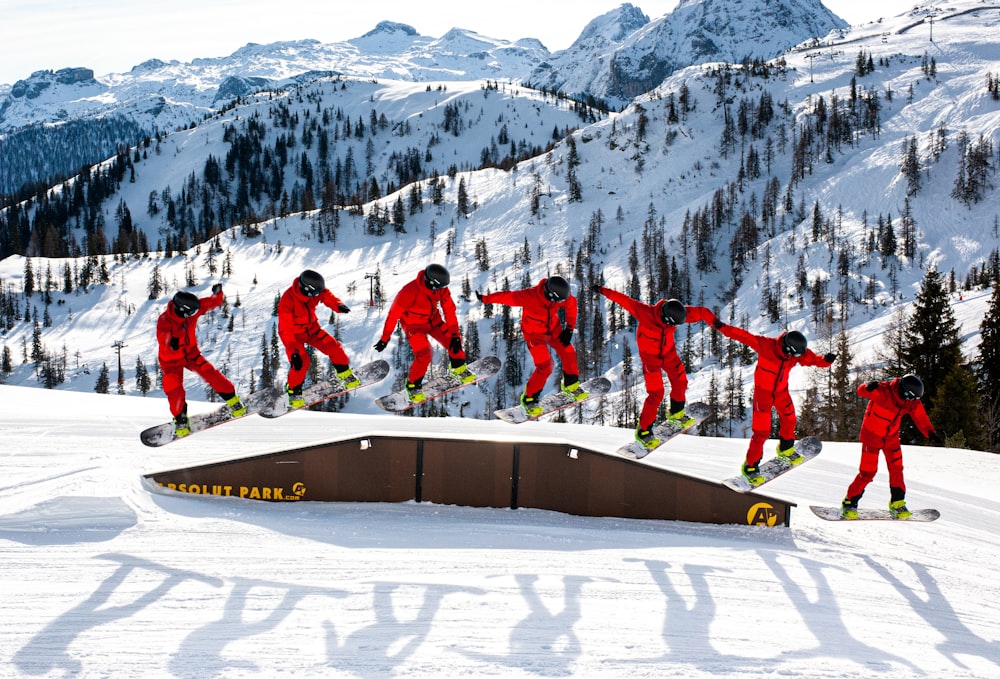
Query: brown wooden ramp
144 432 796 527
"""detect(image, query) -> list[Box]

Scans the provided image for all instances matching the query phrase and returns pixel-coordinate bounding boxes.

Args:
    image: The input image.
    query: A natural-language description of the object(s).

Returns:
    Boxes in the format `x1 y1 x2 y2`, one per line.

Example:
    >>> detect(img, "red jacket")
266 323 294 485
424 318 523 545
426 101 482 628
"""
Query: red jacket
277 279 344 343
857 379 935 447
718 324 832 399
481 278 577 338
156 291 222 367
380 272 460 341
598 286 715 360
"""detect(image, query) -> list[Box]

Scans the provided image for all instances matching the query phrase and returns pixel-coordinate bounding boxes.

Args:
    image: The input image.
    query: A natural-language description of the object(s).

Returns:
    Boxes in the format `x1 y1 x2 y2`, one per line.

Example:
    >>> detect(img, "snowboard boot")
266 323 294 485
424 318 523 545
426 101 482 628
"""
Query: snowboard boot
889 499 912 520
742 462 766 486
521 391 544 417
405 378 426 404
223 393 247 417
285 383 305 409
635 425 660 450
666 399 696 429
173 411 191 438
840 497 860 520
449 362 477 385
776 438 804 465
336 366 362 390
561 374 589 402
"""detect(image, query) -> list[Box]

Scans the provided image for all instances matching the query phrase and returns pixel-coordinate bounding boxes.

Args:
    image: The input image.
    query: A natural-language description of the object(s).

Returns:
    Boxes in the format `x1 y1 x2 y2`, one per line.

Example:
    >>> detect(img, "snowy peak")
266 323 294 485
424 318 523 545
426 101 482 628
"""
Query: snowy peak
533 0 848 106
574 3 650 45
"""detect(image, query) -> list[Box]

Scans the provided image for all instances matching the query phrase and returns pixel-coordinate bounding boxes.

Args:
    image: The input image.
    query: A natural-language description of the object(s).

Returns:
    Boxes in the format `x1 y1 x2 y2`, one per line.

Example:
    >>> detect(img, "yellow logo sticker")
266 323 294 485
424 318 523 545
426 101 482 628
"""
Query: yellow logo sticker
747 502 779 526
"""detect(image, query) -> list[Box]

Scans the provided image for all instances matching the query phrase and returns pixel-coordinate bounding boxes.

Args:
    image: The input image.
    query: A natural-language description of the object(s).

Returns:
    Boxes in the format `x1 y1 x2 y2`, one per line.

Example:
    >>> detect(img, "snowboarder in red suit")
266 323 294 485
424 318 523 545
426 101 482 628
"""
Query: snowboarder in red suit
595 285 716 447
713 320 835 484
277 270 359 408
156 286 245 436
373 264 474 403
478 276 586 416
840 374 942 519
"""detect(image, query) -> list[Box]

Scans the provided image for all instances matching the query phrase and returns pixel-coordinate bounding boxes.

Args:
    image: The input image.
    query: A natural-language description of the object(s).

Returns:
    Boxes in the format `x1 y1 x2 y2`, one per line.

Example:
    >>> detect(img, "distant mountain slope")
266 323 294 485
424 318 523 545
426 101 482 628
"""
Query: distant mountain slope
531 0 848 107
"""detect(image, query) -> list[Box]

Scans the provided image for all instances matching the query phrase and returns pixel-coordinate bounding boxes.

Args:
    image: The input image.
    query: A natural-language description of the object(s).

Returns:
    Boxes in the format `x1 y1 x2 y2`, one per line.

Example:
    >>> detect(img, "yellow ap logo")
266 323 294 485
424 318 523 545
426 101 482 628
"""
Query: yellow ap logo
747 502 779 526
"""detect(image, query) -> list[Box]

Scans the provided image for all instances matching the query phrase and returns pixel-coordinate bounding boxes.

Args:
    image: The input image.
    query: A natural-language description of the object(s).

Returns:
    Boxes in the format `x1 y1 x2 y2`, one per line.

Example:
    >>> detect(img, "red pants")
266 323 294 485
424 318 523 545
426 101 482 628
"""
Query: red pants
638 352 687 430
524 333 580 395
745 390 796 466
161 355 235 417
846 442 906 499
404 324 466 383
283 328 350 390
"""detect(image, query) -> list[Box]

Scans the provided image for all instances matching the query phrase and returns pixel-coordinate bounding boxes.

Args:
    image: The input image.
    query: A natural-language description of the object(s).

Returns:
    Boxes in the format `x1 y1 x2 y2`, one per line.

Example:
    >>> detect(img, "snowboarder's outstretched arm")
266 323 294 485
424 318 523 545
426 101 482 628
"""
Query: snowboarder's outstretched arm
684 305 717 326
595 286 643 317
715 322 762 353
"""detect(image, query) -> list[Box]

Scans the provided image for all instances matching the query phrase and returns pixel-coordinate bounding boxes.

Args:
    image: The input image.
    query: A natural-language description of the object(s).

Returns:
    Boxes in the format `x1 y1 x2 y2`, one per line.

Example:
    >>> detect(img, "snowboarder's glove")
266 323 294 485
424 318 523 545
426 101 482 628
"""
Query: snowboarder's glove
824 352 837 364
373 339 388 352
169 337 180 350
929 431 944 446
290 351 303 371
712 319 725 330
337 303 351 313
559 328 574 347
211 283 222 295
449 335 462 353
590 284 602 294
865 380 880 391
475 290 484 302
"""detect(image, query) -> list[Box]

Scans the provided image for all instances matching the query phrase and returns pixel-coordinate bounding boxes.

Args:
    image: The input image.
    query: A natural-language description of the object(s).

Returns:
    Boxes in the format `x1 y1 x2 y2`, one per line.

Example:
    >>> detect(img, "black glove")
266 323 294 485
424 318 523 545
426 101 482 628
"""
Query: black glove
475 290 484 302
712 319 724 330
449 335 463 353
211 283 222 295
928 431 944 446
865 380 880 391
290 351 303 371
169 337 179 351
373 339 388 352
337 303 351 313
824 352 837 363
590 284 601 294
559 328 574 347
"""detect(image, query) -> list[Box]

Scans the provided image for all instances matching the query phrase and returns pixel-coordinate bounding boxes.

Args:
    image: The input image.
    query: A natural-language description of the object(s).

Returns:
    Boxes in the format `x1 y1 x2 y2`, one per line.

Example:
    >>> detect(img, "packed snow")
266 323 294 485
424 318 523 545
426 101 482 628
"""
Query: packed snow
1 385 999 678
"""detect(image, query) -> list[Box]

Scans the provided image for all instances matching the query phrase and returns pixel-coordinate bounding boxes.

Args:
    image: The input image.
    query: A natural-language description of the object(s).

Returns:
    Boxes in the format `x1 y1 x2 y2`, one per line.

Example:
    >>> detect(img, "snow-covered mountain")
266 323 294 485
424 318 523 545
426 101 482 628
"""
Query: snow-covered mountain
0 1 997 450
530 0 849 107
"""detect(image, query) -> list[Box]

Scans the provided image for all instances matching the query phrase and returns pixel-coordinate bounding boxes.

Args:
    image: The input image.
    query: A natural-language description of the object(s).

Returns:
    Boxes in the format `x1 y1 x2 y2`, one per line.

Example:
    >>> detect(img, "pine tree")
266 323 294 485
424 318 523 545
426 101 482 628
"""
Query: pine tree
900 268 964 443
901 268 963 406
976 282 1000 451
930 363 986 449
135 357 152 395
95 363 110 394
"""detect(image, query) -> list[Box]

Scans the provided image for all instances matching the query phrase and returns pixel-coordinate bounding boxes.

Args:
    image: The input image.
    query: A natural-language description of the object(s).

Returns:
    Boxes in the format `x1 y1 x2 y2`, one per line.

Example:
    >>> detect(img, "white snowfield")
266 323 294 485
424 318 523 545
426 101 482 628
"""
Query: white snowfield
1 385 999 678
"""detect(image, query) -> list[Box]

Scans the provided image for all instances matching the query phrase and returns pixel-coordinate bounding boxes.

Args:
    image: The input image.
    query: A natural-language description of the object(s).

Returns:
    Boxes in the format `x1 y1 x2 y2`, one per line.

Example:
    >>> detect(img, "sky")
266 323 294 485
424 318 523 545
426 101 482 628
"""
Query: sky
1 0 921 86
1 384 998 677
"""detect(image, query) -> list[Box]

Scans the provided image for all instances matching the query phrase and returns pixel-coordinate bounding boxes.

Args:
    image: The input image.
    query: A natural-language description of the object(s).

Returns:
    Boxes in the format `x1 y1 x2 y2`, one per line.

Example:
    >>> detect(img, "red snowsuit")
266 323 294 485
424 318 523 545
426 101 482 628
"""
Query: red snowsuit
717 324 833 465
598 287 716 429
156 290 235 417
379 272 466 383
481 279 580 396
277 279 351 390
846 379 936 500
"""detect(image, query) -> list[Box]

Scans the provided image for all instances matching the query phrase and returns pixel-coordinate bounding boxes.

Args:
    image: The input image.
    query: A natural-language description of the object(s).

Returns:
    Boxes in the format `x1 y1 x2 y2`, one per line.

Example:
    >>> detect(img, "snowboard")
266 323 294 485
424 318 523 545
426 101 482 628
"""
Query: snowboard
810 506 940 522
259 359 390 418
140 387 278 447
494 377 612 424
617 401 711 459
375 356 501 412
721 436 823 493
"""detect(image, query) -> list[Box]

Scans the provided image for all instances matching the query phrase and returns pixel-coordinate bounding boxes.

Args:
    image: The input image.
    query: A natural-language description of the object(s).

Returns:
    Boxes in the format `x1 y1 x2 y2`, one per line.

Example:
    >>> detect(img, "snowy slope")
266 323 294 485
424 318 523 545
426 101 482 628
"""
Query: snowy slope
1 385 998 678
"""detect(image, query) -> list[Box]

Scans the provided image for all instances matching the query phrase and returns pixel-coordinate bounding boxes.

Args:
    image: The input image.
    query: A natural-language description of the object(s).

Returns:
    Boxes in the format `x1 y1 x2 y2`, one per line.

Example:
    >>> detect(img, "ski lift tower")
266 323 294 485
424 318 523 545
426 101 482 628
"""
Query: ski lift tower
364 271 379 308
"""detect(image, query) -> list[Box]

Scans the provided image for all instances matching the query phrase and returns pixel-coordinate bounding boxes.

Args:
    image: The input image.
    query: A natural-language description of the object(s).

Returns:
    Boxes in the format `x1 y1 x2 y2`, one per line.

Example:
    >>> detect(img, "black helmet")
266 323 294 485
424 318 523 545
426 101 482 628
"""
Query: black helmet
298 270 325 297
660 299 687 325
172 291 200 318
543 276 571 302
423 263 450 290
898 374 924 400
781 330 808 357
